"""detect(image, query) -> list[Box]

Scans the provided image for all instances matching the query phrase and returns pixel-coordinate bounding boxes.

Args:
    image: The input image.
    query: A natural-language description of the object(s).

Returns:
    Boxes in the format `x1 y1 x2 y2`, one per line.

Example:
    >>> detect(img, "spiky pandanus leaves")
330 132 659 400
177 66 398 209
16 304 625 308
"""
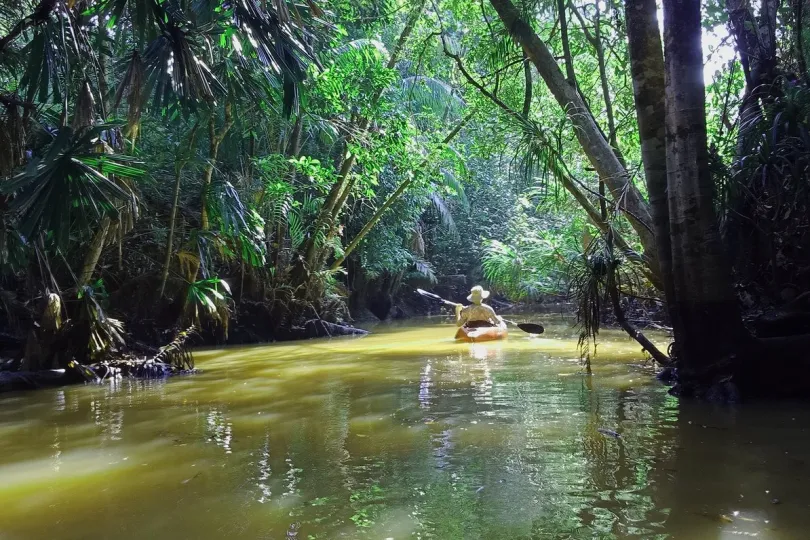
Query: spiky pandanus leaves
205 178 266 267
0 96 28 177
77 280 126 360
142 13 223 113
399 76 466 123
150 326 195 370
727 82 810 289
113 50 145 147
184 277 231 338
1 126 144 247
0 0 58 55
230 0 318 117
91 0 164 46
18 16 66 105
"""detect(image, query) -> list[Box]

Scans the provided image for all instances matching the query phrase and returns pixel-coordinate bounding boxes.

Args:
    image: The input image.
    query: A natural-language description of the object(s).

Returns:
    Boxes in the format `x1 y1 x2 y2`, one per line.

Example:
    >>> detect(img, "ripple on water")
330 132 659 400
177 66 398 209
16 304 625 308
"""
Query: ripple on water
0 317 807 539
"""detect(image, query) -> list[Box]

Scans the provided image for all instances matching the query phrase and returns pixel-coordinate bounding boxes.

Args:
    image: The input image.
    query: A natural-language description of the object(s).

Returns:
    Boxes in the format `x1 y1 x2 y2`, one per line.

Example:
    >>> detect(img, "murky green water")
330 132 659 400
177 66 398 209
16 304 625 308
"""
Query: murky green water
1 317 808 539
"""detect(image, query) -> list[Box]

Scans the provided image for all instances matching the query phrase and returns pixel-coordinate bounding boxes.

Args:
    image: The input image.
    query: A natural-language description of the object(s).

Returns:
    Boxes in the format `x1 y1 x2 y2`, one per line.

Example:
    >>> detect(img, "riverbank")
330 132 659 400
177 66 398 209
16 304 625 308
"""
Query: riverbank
0 282 665 396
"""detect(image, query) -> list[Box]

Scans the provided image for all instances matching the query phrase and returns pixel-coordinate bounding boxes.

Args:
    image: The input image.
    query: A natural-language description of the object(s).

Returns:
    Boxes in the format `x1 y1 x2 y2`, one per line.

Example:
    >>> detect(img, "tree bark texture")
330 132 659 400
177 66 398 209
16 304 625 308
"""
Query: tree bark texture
624 0 678 323
557 0 578 88
78 216 111 287
522 55 533 117
663 0 747 374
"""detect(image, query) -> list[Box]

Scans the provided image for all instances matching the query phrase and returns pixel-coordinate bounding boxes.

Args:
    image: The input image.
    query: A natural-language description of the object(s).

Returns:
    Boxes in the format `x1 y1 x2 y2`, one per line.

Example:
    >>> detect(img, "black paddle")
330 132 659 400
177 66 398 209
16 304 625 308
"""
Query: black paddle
416 289 545 335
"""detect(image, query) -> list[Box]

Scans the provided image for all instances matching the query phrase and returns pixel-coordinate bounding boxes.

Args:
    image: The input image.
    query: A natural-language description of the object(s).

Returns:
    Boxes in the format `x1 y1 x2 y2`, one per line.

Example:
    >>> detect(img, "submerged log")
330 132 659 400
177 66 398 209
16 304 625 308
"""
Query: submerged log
303 320 369 339
0 368 84 393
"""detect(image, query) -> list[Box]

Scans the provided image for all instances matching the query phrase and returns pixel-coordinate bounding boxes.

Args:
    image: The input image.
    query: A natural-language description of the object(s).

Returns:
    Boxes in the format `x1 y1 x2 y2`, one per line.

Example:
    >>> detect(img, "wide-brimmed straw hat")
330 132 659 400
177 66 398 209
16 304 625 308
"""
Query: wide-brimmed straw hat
467 285 490 302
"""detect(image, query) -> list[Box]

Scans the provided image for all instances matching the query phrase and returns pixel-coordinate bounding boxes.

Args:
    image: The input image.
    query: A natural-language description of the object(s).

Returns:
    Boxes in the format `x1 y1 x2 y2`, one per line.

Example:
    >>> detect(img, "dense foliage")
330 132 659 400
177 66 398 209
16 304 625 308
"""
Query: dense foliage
2 0 810 393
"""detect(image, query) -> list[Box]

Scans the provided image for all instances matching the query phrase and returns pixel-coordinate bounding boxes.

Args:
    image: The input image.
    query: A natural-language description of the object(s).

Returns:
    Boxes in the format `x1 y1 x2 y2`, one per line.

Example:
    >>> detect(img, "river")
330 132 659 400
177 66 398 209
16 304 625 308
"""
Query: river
0 317 807 539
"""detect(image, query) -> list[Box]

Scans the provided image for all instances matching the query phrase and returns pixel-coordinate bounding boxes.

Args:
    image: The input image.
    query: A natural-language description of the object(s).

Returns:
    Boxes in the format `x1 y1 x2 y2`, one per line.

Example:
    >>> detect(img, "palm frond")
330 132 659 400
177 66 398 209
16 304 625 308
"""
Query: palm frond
331 38 389 60
231 0 316 117
427 192 458 240
18 18 64 104
184 276 231 334
400 76 465 120
78 280 126 359
511 119 571 193
436 166 468 209
113 49 146 143
1 126 144 246
287 209 305 249
412 256 437 284
142 14 224 112
206 178 249 235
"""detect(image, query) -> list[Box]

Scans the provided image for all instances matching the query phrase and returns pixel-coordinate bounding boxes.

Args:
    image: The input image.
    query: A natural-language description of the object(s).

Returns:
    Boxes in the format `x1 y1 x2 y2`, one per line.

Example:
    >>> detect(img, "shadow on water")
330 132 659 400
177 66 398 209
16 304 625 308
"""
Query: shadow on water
0 316 807 539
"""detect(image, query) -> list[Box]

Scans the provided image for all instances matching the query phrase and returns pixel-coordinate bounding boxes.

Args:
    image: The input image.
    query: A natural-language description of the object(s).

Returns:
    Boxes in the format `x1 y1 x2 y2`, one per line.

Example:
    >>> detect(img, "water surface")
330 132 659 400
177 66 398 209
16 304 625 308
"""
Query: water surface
1 317 807 539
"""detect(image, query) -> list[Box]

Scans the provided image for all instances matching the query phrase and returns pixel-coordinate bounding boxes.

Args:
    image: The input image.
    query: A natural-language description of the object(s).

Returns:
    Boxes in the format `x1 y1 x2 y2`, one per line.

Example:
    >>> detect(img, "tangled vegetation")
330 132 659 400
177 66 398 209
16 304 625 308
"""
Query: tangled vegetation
2 0 810 397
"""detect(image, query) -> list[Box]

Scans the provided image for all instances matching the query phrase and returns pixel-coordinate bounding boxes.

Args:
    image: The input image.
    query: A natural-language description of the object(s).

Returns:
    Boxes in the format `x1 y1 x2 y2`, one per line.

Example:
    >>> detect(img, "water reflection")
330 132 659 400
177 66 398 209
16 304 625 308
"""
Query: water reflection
256 434 272 503
0 318 807 539
205 407 233 454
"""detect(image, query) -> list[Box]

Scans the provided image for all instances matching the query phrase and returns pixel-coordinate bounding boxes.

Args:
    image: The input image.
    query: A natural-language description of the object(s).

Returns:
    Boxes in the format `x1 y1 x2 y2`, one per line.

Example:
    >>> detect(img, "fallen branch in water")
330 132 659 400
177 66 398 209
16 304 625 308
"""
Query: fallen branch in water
89 327 197 379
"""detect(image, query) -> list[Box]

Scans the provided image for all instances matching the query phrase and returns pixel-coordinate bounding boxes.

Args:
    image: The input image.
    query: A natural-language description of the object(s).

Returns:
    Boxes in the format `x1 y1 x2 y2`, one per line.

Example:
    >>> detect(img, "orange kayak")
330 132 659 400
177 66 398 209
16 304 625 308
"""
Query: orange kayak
454 322 508 343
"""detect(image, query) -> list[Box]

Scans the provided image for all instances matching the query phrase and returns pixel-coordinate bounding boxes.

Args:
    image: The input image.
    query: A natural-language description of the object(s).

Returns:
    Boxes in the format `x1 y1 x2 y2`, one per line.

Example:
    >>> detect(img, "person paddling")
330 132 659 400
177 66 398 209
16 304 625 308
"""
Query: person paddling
455 286 504 328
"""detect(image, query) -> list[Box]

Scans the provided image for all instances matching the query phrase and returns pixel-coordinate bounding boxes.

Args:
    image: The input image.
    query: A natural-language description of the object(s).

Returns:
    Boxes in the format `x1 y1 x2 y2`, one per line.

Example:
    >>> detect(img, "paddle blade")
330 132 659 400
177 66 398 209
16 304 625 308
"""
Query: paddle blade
517 323 544 335
416 288 440 301
416 288 456 305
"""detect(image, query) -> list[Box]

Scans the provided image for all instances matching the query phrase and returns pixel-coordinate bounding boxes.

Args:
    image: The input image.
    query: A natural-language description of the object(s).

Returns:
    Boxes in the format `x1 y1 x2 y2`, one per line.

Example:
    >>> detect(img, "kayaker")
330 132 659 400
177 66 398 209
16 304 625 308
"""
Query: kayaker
455 286 504 327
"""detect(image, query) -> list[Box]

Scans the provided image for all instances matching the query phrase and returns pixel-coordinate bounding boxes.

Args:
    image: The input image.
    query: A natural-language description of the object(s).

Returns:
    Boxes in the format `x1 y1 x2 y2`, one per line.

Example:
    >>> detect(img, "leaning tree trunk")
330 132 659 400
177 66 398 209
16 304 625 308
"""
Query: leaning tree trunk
78 216 112 287
331 112 475 270
662 0 748 379
488 0 659 281
625 0 678 325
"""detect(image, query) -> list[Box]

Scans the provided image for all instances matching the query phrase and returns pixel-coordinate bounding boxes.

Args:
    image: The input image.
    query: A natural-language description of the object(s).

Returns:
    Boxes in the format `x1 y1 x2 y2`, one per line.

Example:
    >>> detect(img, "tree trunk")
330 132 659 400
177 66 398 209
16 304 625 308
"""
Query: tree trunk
606 268 672 365
200 101 234 231
663 0 747 377
522 55 533 117
78 216 111 287
489 0 658 277
793 0 810 85
159 122 199 299
446 43 655 282
726 0 778 156
298 0 427 275
625 0 677 322
557 0 578 88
